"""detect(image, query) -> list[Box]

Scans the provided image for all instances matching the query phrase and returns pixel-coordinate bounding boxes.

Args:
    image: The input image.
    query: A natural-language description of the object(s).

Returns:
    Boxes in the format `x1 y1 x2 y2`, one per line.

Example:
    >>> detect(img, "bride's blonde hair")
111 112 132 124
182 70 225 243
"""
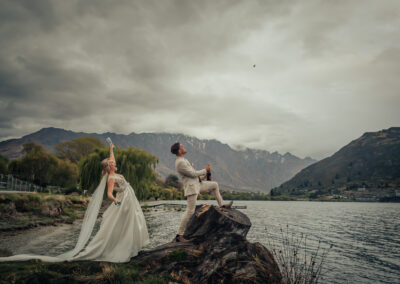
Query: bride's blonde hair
101 158 111 175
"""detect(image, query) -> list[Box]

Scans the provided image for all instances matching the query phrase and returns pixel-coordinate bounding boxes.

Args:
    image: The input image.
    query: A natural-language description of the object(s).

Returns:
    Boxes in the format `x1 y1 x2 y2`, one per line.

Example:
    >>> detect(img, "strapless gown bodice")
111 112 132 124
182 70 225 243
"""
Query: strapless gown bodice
109 175 129 192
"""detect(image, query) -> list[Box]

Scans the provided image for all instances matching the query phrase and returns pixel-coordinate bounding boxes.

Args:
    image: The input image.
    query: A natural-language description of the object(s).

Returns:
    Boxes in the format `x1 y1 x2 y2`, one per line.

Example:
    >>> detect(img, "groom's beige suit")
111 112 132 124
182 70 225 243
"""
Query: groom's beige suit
175 156 224 235
175 157 206 196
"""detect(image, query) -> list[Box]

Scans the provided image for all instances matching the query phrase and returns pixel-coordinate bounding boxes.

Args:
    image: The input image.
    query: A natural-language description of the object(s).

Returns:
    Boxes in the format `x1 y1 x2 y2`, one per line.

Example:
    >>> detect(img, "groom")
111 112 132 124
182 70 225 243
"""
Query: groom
170 142 232 242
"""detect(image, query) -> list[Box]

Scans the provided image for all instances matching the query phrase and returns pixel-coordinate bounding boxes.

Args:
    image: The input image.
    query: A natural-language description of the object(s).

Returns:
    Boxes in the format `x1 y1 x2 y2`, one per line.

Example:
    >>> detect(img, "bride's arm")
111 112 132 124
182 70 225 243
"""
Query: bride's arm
107 178 118 204
109 144 115 162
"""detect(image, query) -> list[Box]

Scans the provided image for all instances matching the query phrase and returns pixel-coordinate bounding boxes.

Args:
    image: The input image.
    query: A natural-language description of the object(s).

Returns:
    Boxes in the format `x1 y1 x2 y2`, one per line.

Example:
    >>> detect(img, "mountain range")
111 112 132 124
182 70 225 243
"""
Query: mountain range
0 127 316 193
271 127 400 196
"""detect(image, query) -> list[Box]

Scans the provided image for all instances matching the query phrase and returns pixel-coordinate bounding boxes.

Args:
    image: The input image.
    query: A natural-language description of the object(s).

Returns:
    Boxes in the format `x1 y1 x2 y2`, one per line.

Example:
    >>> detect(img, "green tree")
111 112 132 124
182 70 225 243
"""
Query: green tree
23 143 43 154
165 174 179 188
0 154 8 174
51 158 79 187
79 147 158 200
8 143 78 187
54 137 105 163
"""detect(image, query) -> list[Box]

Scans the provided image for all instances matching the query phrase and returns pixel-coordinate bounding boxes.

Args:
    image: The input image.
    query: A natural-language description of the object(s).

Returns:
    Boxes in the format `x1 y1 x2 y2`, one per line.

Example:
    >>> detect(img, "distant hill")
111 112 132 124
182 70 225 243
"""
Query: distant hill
271 127 400 196
0 128 316 193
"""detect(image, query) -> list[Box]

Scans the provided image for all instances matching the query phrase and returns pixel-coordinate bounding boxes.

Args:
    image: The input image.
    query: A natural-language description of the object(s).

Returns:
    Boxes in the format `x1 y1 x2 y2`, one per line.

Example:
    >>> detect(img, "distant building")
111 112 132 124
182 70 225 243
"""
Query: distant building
332 195 344 199
358 187 366 192
395 190 400 197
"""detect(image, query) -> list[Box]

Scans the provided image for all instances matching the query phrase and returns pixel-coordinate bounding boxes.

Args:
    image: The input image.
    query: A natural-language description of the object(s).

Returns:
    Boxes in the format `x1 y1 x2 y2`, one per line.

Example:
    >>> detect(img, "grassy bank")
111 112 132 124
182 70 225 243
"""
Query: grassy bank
0 193 90 232
0 258 169 284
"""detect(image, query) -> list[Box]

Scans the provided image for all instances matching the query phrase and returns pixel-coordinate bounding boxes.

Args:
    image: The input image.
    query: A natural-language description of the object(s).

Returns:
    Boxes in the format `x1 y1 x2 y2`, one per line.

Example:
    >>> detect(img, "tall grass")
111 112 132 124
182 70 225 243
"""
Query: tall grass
265 225 332 284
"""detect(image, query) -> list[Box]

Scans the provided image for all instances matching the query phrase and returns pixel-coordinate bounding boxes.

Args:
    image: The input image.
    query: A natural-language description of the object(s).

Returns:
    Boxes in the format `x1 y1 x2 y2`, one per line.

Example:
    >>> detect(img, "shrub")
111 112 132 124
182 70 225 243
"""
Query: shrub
265 225 332 284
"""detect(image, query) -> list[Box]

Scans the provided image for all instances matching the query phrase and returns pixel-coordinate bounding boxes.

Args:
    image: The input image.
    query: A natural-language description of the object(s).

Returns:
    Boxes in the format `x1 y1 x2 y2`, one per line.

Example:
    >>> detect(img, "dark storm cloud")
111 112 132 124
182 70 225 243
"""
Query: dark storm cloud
0 0 399 159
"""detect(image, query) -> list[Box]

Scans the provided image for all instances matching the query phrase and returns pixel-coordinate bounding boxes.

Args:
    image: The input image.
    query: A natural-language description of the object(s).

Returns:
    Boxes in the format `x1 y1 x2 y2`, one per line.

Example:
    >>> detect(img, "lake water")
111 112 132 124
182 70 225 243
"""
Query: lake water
1 201 399 284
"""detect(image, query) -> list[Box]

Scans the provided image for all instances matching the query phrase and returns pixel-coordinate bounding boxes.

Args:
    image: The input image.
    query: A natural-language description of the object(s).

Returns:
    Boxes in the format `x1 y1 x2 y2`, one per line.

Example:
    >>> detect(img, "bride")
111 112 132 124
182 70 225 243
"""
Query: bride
0 142 149 263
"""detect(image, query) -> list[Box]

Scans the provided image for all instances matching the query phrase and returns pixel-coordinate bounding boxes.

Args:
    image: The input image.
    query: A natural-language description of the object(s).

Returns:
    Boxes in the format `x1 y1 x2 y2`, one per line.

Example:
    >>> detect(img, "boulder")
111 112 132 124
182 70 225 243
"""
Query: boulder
134 204 281 284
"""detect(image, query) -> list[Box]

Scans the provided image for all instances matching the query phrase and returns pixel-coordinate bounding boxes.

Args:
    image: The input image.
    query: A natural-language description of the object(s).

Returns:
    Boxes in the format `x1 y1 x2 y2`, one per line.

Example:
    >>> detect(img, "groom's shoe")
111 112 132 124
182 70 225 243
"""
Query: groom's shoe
221 201 233 209
175 235 190 243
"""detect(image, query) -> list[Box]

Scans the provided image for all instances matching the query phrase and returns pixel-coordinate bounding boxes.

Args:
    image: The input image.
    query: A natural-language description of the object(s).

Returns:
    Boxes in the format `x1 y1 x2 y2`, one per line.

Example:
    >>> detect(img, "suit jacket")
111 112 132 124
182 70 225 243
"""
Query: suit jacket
175 157 207 196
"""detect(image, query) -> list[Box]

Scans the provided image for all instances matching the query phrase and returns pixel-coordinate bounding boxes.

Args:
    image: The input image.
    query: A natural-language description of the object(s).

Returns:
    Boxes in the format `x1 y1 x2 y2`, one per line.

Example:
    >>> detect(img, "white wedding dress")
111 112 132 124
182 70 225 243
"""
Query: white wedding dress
0 174 149 263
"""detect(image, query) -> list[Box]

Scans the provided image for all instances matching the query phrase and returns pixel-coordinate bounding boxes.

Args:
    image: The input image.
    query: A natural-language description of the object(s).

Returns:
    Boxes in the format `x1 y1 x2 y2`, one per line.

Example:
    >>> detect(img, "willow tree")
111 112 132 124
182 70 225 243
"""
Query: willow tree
79 147 158 200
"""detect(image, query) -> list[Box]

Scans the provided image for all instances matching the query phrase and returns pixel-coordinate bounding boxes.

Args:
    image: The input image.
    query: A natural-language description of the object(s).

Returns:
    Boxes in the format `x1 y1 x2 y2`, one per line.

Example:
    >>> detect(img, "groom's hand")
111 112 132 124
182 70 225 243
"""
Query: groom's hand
206 164 211 171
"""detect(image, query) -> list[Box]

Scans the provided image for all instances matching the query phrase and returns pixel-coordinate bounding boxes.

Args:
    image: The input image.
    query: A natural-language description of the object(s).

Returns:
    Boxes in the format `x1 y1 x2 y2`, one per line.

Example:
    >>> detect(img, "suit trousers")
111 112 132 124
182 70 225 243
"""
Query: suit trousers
177 181 223 235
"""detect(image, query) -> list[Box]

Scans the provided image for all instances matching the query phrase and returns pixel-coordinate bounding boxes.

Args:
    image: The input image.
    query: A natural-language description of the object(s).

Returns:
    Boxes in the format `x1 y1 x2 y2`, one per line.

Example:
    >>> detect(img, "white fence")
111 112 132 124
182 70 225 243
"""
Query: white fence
0 174 46 193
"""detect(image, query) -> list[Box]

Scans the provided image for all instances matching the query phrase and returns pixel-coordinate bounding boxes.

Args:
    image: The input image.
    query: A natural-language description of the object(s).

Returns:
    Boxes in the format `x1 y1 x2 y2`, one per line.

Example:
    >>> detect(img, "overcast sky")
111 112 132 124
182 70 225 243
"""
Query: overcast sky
0 0 399 159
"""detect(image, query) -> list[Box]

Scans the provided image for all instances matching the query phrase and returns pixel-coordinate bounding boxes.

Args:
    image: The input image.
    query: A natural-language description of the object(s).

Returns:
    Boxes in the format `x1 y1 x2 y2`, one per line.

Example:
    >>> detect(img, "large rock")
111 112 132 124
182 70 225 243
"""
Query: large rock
135 205 282 284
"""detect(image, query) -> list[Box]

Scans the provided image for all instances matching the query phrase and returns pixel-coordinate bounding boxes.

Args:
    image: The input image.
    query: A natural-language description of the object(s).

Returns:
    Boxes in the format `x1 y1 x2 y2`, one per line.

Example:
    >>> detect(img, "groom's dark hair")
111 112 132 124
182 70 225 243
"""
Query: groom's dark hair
171 142 180 155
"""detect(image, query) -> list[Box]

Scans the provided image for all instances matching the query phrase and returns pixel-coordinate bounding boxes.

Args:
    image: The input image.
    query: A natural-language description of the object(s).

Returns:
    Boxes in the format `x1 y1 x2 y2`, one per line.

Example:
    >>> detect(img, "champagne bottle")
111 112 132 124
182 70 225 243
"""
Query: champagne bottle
206 170 212 181
106 137 116 151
